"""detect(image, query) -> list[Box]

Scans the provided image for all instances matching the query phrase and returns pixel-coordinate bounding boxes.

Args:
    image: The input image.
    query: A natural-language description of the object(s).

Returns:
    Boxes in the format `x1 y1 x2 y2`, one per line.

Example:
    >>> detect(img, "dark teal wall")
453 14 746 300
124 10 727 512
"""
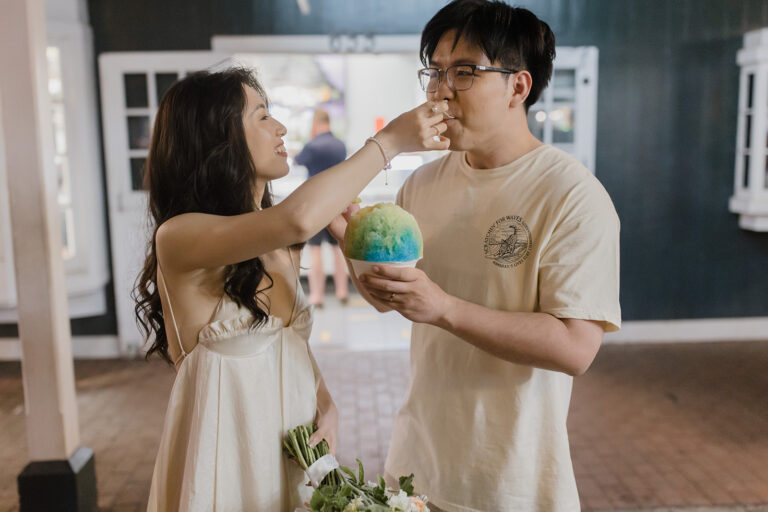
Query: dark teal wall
78 0 768 329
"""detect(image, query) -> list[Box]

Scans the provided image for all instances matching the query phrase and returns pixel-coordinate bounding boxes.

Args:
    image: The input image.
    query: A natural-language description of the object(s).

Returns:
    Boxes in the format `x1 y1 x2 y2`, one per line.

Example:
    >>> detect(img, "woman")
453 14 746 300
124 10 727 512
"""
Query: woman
134 68 449 511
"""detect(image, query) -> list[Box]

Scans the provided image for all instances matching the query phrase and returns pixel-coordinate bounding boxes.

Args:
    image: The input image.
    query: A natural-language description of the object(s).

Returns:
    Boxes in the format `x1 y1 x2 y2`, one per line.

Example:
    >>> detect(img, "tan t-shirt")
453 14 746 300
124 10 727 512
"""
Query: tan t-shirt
384 145 621 512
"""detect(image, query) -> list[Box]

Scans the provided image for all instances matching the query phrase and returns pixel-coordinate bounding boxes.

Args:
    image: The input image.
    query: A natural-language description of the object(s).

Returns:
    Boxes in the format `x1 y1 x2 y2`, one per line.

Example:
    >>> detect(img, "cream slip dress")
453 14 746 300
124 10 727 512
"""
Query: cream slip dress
148 249 319 512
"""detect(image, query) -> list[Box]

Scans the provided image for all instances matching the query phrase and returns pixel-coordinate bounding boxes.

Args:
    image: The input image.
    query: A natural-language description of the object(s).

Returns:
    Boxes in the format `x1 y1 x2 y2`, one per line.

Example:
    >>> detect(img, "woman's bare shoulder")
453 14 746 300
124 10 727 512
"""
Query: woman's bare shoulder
155 213 220 273
157 212 216 237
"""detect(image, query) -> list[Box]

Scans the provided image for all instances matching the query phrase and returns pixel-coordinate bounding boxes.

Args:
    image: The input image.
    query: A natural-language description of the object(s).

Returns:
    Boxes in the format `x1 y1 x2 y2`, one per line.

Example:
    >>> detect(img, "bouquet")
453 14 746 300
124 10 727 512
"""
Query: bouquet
284 423 430 512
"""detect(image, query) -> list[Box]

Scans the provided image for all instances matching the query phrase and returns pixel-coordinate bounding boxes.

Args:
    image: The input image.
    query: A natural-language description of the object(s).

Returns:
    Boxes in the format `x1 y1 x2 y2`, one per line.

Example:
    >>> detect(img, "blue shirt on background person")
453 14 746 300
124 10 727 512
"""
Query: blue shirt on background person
293 109 350 307
294 131 346 178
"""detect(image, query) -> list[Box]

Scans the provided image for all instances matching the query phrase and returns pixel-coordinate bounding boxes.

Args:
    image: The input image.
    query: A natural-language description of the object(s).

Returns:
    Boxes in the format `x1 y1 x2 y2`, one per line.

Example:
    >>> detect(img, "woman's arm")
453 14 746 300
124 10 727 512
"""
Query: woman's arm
158 102 449 271
304 342 338 454
308 377 338 455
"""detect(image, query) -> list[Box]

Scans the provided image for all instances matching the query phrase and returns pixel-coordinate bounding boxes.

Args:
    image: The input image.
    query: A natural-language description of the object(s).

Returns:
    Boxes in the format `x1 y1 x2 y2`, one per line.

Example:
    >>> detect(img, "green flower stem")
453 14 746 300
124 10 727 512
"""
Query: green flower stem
289 430 308 470
287 423 375 490
303 426 317 465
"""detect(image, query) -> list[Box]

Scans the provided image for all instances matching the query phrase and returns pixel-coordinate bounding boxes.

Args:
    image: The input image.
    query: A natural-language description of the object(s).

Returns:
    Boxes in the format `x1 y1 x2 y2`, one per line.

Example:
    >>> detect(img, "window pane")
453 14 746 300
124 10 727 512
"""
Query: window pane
124 73 148 108
743 154 750 189
47 44 76 261
745 115 751 149
155 73 178 104
61 208 76 260
51 103 67 155
747 73 754 109
60 211 69 256
130 158 146 191
765 155 768 189
553 69 575 102
552 107 575 143
127 116 150 149
527 109 546 140
55 156 71 204
46 47 63 100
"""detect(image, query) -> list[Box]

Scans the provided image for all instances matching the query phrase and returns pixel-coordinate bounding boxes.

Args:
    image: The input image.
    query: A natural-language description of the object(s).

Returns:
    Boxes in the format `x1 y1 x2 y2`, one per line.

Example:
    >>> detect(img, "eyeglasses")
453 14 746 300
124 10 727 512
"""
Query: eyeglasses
418 64 517 93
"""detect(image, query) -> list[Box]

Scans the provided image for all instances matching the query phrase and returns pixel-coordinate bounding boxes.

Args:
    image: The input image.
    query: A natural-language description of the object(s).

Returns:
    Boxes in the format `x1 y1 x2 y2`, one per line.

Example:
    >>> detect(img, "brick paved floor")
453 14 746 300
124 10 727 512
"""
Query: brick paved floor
1 323 767 511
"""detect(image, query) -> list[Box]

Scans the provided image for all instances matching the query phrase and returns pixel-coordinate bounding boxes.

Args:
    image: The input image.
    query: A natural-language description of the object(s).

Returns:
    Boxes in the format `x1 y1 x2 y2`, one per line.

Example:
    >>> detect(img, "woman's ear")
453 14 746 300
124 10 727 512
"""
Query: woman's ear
509 70 533 109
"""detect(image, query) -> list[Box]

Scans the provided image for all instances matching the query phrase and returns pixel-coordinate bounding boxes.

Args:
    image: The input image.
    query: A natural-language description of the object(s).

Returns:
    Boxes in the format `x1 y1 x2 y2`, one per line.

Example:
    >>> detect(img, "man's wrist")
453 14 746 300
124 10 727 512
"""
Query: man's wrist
434 292 460 331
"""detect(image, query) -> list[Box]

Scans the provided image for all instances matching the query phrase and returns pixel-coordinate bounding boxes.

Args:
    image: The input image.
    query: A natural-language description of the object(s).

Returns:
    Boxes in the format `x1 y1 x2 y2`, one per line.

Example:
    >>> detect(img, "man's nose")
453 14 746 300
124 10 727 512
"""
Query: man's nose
434 73 454 101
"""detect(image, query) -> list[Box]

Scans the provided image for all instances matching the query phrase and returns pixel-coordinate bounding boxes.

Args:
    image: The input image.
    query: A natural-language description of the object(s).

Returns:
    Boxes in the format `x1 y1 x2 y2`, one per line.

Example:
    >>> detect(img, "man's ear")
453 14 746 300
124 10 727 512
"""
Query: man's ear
508 70 533 109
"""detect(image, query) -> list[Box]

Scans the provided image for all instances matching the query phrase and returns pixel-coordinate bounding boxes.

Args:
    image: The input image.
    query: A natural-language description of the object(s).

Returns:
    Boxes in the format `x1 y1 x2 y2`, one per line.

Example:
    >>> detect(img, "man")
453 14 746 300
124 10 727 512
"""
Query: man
333 1 621 510
294 109 349 306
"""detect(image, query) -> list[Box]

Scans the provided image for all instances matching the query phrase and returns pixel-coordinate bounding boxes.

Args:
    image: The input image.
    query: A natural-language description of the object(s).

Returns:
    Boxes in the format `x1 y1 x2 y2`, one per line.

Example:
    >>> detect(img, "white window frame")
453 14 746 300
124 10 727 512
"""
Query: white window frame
0 17 110 319
527 47 599 172
730 28 768 232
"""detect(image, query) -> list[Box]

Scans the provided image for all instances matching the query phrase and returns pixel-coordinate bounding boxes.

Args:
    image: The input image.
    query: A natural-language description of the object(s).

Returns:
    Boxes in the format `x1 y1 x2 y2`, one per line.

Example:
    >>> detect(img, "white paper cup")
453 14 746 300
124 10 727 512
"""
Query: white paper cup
348 258 420 278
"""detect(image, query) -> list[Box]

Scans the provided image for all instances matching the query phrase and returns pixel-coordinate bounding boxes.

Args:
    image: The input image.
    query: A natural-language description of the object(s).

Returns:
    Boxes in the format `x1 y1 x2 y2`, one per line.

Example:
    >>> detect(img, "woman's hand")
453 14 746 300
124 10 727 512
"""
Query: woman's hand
327 202 360 251
309 400 339 455
376 101 451 156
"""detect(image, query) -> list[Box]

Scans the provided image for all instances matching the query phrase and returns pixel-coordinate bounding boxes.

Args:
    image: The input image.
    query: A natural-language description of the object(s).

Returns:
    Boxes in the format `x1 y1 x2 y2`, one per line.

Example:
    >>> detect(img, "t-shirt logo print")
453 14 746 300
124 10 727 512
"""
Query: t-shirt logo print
483 215 532 268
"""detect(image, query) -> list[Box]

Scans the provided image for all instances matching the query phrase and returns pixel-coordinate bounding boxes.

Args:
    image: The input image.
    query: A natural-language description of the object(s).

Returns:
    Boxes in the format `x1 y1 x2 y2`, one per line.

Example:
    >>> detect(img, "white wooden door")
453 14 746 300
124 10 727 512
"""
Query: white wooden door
98 51 226 354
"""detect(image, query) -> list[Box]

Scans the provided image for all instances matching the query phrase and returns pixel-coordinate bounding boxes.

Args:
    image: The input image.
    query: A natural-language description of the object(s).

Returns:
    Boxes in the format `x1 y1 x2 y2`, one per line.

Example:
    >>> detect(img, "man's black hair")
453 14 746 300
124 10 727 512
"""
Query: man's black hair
420 0 556 111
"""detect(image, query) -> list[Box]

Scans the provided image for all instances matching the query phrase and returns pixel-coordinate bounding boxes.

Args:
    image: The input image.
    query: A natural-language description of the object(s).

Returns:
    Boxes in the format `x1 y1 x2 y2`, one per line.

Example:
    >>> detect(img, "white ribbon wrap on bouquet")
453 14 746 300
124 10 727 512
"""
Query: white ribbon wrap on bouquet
306 453 340 488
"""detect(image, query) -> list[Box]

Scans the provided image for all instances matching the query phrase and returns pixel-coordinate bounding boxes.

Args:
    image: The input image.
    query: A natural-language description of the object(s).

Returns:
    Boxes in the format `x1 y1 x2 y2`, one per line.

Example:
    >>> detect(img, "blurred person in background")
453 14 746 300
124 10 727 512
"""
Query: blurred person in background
294 109 349 306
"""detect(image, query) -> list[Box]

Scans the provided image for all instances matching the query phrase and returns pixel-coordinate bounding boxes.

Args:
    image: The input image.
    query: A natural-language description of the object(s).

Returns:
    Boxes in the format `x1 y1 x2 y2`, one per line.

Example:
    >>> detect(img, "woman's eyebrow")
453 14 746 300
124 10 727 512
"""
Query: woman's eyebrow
253 102 267 112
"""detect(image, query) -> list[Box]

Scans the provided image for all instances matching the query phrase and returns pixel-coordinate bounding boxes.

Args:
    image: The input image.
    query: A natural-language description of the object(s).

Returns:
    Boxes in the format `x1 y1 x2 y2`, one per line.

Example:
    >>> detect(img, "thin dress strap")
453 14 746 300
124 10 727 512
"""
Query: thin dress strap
287 247 301 288
157 266 187 365
286 247 302 326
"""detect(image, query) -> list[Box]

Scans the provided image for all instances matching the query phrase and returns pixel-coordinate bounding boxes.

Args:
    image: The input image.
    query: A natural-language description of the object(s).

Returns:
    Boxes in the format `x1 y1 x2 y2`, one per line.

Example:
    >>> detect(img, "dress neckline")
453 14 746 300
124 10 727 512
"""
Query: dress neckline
206 276 303 331
207 247 302 329
164 247 305 370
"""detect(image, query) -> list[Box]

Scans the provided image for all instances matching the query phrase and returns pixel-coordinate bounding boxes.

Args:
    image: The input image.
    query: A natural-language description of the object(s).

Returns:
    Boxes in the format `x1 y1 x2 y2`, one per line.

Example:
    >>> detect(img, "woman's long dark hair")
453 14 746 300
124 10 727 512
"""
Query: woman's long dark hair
134 68 290 365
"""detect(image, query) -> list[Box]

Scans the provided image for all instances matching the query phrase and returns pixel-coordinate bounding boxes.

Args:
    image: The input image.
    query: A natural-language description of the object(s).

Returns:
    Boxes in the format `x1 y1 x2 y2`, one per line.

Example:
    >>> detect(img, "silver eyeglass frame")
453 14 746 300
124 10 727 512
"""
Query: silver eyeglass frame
417 64 517 92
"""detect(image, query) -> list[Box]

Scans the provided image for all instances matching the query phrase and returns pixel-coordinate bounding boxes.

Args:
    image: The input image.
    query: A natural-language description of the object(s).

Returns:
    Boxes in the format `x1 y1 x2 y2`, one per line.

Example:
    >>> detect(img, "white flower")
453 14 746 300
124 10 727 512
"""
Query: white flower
410 495 429 512
343 497 366 512
387 490 413 511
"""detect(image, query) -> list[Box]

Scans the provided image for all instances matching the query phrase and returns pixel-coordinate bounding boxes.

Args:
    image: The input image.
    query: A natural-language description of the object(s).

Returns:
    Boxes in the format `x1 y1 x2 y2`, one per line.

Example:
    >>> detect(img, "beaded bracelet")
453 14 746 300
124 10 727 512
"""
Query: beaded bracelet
366 136 392 185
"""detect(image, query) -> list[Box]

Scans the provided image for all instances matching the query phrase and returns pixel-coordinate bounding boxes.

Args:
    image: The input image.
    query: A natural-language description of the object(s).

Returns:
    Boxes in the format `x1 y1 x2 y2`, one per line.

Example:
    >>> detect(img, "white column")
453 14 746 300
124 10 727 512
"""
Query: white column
0 0 80 460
